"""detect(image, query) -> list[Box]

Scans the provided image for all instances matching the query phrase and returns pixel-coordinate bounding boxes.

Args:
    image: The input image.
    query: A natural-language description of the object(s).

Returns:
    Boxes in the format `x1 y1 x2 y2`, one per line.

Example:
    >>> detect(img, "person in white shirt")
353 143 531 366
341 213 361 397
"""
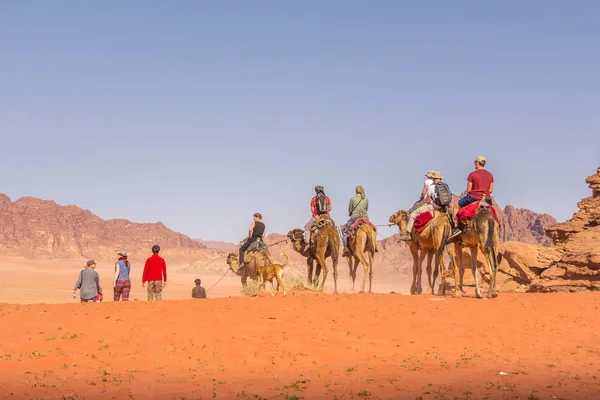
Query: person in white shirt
408 170 435 215
399 171 444 241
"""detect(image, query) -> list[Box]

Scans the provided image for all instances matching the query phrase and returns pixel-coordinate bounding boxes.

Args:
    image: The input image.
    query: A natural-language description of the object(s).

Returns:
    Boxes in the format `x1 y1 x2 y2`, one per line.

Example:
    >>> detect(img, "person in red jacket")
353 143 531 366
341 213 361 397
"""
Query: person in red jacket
142 244 167 300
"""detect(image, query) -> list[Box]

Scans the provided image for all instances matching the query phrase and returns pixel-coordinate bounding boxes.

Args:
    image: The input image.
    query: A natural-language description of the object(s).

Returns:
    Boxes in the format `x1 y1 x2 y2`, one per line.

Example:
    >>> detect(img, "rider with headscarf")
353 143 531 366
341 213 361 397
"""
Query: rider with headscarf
342 185 370 256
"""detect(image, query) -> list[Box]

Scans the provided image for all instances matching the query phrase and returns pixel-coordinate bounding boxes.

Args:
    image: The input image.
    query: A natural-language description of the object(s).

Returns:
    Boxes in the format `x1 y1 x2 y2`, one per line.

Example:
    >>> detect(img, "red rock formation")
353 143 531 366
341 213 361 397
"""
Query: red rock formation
0 193 206 262
529 168 600 292
497 206 557 246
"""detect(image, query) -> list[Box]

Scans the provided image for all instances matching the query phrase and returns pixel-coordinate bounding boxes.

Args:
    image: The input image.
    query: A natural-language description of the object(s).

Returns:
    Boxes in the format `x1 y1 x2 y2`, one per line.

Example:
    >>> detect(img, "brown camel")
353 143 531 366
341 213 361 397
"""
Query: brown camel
388 209 454 296
342 222 377 293
451 196 502 299
287 217 340 293
226 250 274 287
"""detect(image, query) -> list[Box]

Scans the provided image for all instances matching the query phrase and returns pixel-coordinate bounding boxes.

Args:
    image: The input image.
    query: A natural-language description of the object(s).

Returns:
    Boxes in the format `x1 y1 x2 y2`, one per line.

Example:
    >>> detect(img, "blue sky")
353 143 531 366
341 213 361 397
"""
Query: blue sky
1 1 599 242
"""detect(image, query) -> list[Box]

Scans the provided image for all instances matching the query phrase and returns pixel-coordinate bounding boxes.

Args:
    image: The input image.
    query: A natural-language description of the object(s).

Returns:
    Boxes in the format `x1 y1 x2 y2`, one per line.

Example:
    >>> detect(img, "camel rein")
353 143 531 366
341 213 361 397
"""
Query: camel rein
206 267 230 293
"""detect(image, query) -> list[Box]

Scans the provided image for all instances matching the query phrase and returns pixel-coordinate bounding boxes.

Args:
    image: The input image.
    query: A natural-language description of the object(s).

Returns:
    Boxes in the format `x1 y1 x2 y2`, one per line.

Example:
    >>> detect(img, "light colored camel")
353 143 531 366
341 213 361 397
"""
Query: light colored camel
226 250 274 287
287 217 340 293
388 210 456 296
342 222 377 293
451 197 503 299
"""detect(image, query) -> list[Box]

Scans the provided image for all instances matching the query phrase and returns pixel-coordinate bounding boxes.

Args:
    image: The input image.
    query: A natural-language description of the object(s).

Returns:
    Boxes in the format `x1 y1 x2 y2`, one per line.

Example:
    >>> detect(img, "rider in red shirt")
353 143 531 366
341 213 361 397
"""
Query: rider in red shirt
304 186 331 243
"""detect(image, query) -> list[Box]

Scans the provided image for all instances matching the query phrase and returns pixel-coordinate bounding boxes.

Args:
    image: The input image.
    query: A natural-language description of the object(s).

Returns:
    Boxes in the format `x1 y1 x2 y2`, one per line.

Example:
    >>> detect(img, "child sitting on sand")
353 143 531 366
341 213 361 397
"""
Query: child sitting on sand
192 278 207 299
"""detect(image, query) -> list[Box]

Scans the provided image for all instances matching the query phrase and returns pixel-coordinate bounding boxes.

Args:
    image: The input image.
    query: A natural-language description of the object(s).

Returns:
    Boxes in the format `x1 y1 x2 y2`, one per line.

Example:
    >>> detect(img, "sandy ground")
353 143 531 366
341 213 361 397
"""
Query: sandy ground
0 257 408 304
1 258 599 399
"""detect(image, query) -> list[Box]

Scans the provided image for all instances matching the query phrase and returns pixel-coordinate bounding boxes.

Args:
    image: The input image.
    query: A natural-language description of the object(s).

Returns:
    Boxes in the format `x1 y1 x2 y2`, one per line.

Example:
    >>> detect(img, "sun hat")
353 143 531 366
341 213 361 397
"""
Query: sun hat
117 250 127 257
430 171 444 179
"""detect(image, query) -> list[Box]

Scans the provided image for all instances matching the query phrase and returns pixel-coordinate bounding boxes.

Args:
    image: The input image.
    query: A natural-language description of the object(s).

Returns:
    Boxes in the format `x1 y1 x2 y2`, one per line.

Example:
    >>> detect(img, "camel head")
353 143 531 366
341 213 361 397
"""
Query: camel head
226 253 240 273
287 229 306 252
389 210 409 233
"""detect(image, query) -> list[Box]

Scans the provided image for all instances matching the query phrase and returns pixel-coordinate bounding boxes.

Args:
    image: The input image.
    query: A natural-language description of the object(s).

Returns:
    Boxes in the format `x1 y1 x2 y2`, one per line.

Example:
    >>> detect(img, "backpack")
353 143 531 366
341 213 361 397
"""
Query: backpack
433 182 452 207
315 193 329 214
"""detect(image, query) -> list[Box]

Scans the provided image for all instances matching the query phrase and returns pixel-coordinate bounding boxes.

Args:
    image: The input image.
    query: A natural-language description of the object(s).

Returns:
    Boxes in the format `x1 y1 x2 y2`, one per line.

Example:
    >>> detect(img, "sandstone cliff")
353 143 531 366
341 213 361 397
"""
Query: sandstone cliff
0 194 206 263
497 206 557 246
530 168 600 292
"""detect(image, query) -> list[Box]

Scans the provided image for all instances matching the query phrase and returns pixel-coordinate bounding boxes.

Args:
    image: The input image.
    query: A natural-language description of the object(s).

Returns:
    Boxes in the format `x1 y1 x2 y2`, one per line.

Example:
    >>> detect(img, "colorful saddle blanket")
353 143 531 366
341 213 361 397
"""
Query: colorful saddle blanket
350 217 377 232
456 201 500 224
414 212 434 233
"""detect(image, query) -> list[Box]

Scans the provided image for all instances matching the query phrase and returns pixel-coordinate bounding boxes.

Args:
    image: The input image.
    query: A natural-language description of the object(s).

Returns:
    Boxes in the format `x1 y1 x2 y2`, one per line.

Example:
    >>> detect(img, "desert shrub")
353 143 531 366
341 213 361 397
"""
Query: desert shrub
240 275 310 296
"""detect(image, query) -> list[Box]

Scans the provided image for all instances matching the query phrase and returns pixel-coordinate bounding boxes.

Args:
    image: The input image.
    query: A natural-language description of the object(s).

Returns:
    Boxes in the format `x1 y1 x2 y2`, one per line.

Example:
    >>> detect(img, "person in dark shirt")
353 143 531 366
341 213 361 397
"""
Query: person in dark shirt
192 278 207 299
238 213 266 267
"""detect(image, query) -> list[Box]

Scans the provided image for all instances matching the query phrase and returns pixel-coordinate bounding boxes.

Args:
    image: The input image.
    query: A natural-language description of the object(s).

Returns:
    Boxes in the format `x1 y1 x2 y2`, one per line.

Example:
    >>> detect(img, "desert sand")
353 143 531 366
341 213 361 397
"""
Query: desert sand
0 258 599 399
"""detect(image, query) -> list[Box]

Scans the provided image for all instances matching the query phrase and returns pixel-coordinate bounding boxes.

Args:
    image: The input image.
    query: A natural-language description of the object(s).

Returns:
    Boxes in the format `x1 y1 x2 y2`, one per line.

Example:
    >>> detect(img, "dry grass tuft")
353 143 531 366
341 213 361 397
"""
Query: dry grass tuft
241 276 311 296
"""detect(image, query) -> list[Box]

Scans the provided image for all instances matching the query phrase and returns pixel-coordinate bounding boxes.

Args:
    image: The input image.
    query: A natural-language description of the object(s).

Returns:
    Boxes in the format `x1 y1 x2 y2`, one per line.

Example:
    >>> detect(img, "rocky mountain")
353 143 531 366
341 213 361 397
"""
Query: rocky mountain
497 206 557 246
0 194 206 263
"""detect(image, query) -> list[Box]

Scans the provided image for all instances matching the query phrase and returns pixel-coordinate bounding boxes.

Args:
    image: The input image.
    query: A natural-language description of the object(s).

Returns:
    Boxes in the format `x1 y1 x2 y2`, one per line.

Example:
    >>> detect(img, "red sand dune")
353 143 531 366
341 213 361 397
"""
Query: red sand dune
0 292 598 399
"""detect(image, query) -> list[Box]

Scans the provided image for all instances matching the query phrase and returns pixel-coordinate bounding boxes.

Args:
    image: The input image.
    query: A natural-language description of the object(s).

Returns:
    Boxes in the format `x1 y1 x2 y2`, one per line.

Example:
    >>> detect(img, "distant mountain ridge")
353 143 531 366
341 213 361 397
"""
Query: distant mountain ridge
0 193 205 262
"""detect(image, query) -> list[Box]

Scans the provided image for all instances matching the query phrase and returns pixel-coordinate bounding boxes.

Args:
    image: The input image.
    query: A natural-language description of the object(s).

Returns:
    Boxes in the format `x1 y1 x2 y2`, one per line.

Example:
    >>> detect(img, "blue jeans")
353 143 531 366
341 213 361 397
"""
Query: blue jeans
342 217 358 248
458 194 492 208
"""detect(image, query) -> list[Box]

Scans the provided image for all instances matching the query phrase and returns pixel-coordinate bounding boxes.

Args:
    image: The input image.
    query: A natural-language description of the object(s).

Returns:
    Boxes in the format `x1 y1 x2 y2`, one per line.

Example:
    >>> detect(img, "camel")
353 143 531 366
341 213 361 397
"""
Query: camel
287 217 340 293
342 222 377 293
226 249 274 287
451 196 502 299
388 209 455 296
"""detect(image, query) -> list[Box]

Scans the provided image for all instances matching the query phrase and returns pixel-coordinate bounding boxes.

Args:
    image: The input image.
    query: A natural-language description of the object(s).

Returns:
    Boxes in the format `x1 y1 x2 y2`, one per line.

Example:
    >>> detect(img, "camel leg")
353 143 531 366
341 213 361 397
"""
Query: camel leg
347 254 356 293
417 249 428 295
315 252 329 293
367 251 374 293
409 246 419 295
241 269 248 287
332 257 339 295
426 250 434 295
447 244 462 298
306 258 314 287
484 250 498 299
351 232 369 293
314 262 322 288
333 234 341 295
459 251 466 292
437 249 446 296
471 248 483 298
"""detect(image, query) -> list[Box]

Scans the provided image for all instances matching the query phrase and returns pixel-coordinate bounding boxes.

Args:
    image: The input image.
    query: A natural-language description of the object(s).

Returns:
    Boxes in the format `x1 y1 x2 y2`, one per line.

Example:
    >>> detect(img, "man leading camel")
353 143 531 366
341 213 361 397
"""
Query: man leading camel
238 213 266 267
399 171 446 241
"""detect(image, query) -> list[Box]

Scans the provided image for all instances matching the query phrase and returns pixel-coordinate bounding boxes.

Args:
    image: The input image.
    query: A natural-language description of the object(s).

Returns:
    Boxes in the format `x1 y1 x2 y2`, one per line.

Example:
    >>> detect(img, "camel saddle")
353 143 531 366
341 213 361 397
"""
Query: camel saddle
345 217 377 237
242 239 268 263
309 215 336 243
